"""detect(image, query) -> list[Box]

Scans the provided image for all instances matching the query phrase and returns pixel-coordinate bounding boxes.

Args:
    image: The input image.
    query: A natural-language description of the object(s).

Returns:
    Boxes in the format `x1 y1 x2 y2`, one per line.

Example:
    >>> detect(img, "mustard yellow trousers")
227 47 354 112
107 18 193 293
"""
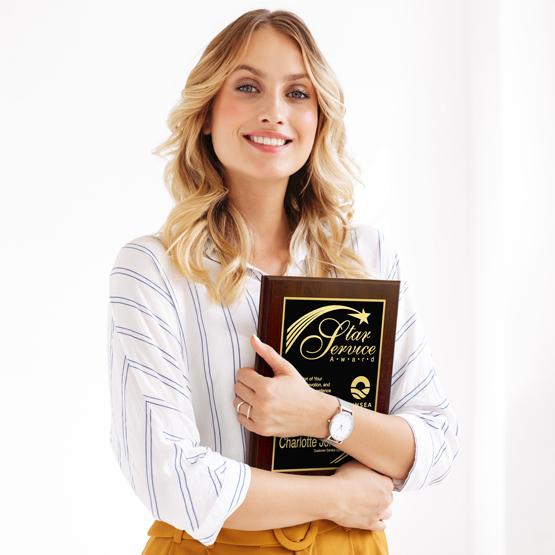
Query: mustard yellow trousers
142 518 389 555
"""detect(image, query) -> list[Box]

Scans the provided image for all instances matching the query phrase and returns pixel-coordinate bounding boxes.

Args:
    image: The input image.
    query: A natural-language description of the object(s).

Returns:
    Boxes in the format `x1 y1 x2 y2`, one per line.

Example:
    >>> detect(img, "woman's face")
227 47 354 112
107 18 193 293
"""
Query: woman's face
205 26 319 189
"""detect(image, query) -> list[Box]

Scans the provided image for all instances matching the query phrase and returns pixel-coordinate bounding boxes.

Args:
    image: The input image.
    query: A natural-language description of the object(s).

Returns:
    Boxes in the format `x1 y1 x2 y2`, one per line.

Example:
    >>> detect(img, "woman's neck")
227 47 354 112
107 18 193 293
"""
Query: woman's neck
227 179 291 255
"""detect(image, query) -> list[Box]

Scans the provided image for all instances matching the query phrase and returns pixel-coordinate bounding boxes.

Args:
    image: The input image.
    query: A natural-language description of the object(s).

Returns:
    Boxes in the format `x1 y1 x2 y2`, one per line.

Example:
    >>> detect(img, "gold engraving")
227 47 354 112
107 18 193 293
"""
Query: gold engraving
348 307 370 324
351 375 371 399
271 296 387 472
278 437 321 449
285 304 370 354
330 452 350 464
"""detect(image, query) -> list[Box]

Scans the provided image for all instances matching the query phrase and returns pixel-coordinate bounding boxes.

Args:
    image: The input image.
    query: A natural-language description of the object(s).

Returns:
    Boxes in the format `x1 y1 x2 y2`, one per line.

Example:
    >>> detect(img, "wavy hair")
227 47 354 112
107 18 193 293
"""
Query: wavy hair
153 8 375 306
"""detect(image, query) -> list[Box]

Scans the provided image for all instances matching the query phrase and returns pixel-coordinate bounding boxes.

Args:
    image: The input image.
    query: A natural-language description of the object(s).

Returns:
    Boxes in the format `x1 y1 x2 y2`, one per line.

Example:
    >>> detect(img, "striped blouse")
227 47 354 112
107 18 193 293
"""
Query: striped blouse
107 222 460 546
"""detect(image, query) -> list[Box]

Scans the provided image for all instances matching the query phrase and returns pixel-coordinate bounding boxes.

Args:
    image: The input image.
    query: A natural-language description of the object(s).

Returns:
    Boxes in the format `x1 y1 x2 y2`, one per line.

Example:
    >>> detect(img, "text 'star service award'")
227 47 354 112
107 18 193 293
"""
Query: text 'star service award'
248 275 400 476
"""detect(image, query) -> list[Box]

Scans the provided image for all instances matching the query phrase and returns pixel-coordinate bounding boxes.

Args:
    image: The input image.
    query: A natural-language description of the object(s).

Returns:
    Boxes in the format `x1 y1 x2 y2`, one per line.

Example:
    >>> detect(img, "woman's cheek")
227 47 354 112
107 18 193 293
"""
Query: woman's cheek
220 96 251 121
298 107 318 134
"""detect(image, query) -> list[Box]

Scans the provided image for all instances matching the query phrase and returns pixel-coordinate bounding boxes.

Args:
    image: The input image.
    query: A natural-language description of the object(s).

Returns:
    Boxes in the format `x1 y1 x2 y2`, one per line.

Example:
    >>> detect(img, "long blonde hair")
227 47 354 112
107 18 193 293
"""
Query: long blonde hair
153 8 374 306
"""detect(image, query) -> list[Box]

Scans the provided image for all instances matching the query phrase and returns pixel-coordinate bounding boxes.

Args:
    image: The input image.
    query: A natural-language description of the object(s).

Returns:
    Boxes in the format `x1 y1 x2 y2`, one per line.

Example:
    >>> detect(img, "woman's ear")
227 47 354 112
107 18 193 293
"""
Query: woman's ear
203 112 211 135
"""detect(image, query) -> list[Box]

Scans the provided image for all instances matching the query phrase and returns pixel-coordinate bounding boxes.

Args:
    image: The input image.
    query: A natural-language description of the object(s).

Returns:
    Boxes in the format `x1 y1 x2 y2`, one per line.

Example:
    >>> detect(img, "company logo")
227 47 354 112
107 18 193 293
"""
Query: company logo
350 375 371 399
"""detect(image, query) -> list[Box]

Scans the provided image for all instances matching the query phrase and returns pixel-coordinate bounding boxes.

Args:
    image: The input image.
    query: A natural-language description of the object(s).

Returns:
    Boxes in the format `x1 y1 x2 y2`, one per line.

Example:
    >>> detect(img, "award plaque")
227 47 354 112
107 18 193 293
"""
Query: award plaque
248 275 400 476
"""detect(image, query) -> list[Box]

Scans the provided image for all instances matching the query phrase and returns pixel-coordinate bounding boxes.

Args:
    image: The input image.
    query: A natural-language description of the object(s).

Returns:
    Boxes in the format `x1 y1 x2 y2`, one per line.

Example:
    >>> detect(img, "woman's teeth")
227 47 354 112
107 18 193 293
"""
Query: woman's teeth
247 135 288 146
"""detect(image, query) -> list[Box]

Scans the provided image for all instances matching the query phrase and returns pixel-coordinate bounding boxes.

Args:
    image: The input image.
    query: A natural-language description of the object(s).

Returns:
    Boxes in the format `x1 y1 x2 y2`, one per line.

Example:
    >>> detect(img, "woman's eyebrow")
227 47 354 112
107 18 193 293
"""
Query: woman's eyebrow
232 64 309 81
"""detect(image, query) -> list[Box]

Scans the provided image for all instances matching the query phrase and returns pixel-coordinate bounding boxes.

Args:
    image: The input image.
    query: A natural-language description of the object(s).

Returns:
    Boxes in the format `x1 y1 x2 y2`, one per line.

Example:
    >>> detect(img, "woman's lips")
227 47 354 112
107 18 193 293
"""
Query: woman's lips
243 135 293 153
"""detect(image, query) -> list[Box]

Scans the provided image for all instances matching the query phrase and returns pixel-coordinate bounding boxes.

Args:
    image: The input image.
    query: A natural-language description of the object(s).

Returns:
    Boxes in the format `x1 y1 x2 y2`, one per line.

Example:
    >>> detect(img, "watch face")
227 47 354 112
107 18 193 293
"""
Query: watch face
330 412 354 441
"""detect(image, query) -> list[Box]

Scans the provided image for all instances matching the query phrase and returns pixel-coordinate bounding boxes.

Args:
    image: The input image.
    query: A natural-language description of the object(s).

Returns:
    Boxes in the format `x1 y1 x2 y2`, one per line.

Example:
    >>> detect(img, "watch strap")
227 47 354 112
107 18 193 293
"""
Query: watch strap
324 397 353 445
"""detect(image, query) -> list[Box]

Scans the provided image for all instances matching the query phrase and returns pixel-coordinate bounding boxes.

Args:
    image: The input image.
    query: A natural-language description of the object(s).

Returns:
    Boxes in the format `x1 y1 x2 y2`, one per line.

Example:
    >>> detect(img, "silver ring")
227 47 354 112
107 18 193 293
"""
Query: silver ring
236 400 246 414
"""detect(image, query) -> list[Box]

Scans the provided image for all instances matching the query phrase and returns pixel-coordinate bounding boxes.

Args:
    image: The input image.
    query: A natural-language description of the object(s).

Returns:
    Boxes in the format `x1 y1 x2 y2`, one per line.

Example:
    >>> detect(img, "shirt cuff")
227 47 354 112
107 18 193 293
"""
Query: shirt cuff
391 412 434 492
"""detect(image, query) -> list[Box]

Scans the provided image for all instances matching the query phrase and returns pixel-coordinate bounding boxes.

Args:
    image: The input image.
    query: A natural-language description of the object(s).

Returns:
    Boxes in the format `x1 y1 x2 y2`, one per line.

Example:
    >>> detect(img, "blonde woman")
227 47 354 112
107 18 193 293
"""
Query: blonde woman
107 9 459 555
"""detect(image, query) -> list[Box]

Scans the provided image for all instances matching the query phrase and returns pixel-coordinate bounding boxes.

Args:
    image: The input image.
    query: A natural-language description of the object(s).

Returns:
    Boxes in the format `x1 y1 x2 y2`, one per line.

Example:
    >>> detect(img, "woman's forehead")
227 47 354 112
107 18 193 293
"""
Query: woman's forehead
230 63 309 83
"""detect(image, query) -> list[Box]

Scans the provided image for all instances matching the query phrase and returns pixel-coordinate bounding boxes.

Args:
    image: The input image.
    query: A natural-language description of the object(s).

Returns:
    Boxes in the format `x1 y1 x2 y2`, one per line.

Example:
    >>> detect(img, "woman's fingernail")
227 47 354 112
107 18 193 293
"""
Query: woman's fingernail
252 333 261 344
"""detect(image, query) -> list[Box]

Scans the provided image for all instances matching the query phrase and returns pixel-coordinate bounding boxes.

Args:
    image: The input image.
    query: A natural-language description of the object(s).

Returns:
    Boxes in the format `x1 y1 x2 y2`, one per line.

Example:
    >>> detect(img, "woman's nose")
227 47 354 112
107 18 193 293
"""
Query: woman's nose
258 89 287 121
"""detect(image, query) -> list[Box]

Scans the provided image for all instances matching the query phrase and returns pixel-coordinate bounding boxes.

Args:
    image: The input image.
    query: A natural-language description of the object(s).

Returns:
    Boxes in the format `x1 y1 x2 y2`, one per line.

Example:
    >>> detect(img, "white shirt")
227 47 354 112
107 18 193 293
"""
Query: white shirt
107 222 460 546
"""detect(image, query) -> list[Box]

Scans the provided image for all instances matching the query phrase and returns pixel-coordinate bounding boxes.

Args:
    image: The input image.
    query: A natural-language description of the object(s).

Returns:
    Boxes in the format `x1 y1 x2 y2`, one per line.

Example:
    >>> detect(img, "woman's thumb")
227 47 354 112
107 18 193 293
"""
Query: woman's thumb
250 334 296 375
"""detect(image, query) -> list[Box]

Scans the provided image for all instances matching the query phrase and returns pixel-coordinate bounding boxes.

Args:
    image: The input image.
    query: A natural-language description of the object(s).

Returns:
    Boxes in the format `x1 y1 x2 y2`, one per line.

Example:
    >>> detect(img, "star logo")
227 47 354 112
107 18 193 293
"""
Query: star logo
349 308 370 324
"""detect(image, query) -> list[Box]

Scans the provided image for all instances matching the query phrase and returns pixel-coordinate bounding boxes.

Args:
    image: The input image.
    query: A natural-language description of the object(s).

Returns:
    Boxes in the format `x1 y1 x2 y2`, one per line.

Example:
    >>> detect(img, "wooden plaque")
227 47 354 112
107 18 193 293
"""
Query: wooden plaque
248 275 400 476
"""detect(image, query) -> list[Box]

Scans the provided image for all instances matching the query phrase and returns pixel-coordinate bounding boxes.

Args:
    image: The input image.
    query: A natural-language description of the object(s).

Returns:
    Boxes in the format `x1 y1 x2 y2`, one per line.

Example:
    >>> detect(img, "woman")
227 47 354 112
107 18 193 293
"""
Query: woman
107 9 460 555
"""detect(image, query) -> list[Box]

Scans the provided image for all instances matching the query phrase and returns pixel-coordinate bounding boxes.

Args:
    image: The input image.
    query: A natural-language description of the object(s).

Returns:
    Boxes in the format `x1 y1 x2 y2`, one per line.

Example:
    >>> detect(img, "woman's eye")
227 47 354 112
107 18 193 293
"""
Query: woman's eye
236 84 310 100
290 89 310 100
237 84 258 94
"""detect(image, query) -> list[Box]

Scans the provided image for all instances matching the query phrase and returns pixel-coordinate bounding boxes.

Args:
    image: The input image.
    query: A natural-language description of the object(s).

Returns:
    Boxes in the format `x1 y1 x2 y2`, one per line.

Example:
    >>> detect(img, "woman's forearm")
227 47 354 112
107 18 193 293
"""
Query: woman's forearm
223 466 336 530
308 391 415 481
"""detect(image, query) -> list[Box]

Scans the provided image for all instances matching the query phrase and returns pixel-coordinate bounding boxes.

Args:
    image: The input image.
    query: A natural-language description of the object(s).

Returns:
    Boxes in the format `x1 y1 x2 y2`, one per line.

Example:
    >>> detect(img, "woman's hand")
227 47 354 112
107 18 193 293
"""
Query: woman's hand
329 460 394 531
234 334 321 437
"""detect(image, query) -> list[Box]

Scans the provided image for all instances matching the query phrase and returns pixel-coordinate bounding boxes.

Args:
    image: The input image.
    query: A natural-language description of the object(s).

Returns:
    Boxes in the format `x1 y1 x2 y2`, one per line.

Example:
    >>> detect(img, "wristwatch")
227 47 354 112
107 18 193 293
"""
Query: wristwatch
324 397 355 445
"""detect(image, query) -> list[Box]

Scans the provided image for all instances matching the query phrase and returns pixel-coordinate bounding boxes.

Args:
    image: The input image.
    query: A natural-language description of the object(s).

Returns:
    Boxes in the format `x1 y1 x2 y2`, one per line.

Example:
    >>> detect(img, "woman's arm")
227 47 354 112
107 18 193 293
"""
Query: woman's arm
307 393 416 482
333 225 460 492
225 461 395 533
108 237 252 548
223 467 333 530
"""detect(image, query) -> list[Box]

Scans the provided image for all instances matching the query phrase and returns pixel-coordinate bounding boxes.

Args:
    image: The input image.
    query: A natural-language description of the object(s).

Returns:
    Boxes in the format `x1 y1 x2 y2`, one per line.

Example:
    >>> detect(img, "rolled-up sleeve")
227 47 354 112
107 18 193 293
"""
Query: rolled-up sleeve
377 228 460 492
107 238 251 546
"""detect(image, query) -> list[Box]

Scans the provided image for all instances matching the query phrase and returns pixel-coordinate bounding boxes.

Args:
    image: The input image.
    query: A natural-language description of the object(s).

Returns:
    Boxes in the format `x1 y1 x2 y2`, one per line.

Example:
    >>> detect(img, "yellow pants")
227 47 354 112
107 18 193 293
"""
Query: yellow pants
142 518 389 554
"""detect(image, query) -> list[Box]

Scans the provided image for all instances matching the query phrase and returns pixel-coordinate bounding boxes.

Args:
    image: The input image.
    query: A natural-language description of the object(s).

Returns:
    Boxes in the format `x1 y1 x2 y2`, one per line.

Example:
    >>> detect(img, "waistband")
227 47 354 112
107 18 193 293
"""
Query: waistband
147 518 341 551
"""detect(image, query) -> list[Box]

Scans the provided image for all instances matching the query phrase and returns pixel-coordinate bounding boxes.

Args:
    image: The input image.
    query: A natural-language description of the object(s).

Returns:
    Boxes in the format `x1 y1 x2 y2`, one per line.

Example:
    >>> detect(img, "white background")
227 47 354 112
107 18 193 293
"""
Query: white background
1 1 554 554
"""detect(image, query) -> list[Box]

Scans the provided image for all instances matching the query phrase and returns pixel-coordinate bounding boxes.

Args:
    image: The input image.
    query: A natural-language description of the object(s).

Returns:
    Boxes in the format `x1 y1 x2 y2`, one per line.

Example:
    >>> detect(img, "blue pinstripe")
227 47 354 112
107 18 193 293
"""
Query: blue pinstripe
391 367 436 412
173 443 199 531
126 243 189 363
221 303 247 460
186 280 222 452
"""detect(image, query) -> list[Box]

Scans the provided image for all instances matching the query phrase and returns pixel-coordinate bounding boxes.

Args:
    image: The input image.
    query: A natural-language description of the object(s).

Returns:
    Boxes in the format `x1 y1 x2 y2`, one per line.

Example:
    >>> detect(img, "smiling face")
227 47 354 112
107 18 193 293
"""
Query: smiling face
204 26 319 191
